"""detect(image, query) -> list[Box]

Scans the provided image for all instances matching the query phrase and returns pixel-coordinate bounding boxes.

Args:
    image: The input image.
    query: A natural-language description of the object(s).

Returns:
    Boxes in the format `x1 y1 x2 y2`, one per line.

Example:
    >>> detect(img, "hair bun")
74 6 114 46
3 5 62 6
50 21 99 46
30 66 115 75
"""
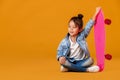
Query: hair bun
78 14 83 19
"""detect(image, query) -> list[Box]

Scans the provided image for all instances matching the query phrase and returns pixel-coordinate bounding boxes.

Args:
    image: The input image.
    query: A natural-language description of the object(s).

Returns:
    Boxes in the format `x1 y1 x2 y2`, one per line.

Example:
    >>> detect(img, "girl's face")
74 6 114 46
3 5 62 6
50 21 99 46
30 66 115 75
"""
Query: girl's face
68 20 81 37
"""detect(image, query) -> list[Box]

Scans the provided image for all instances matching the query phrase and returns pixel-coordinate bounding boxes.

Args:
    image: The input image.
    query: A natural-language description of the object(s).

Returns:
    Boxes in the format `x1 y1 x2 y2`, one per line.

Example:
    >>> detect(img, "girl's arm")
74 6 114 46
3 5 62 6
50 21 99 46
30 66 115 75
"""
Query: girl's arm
83 7 101 38
92 7 101 22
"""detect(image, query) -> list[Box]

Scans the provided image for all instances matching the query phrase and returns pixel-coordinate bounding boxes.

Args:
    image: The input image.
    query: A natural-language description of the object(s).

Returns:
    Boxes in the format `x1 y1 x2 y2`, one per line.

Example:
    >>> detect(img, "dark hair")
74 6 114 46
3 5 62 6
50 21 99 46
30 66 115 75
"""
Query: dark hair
69 14 83 29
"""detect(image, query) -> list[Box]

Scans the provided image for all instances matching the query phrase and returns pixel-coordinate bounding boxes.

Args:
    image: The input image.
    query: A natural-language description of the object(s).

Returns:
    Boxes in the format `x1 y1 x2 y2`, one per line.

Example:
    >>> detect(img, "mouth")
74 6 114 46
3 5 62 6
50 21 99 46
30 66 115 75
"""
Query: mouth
69 32 73 34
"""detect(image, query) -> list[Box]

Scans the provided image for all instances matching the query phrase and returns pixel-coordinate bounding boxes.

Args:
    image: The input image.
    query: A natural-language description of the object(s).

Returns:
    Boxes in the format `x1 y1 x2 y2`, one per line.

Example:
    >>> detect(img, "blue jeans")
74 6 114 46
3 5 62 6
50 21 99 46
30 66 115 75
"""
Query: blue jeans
62 57 94 72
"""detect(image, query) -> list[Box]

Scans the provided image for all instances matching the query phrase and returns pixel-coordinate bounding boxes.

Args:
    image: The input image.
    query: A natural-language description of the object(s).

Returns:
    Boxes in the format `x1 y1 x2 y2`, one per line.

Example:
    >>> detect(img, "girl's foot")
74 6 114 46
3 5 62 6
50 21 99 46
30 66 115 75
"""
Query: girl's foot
60 66 68 72
87 65 100 72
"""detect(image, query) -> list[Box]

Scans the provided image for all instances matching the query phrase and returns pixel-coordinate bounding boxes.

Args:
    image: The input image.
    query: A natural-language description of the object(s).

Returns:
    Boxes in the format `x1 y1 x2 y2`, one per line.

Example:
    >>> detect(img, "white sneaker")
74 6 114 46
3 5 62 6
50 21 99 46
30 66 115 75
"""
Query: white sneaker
60 66 68 72
87 65 100 72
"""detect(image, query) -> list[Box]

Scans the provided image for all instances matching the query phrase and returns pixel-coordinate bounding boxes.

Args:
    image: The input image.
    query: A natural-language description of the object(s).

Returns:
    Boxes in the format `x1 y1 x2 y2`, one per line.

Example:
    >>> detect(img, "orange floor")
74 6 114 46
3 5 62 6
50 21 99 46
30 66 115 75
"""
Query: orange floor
0 57 119 80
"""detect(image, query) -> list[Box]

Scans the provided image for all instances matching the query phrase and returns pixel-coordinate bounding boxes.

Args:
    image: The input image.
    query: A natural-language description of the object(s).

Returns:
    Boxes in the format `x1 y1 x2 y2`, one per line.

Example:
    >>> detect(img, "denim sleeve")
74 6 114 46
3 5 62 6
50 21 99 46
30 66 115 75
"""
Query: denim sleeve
57 40 65 61
83 19 95 38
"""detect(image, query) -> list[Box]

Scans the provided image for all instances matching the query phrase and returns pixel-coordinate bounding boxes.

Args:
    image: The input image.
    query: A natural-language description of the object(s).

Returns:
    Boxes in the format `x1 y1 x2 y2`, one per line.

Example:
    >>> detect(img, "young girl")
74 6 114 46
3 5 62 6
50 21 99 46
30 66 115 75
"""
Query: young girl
57 7 101 72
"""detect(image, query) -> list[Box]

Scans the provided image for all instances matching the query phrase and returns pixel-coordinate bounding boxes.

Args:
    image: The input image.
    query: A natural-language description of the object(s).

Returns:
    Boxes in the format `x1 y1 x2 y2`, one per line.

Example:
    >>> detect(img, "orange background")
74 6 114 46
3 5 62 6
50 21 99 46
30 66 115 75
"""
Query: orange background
0 0 120 80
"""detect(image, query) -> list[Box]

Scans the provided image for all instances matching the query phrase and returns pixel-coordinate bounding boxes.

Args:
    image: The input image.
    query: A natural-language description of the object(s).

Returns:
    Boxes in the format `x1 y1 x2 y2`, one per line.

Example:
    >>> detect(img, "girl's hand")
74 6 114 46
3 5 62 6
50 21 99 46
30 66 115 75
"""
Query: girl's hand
92 7 101 21
59 56 66 64
95 7 101 16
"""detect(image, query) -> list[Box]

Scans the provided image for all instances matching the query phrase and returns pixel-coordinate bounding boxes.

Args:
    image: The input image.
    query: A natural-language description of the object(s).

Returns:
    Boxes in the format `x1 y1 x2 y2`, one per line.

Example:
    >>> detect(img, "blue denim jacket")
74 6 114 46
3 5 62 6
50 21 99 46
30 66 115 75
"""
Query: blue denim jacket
57 19 94 62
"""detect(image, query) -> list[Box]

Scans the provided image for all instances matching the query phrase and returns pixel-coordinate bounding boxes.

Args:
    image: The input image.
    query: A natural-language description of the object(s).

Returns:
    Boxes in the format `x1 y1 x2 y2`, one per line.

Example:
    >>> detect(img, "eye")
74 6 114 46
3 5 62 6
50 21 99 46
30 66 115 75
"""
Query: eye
68 25 72 28
72 26 77 29
73 26 76 28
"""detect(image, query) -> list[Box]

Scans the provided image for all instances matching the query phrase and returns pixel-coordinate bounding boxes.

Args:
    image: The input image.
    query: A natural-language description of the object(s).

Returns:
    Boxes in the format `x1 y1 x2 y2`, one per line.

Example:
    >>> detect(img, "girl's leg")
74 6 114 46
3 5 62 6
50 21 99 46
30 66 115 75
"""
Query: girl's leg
62 57 94 72
62 59 88 72
75 57 100 72
76 57 94 68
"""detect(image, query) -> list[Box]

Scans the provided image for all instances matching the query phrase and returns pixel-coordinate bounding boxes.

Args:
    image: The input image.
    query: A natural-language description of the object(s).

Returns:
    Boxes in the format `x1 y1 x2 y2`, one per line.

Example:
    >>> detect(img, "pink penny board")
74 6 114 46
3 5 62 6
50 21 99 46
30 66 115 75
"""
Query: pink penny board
94 10 105 71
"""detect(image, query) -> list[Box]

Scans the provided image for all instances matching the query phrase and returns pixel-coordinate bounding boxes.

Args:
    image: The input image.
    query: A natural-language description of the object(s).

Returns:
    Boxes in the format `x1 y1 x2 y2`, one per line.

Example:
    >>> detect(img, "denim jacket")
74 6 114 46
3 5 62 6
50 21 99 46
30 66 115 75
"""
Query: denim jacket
57 19 95 62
